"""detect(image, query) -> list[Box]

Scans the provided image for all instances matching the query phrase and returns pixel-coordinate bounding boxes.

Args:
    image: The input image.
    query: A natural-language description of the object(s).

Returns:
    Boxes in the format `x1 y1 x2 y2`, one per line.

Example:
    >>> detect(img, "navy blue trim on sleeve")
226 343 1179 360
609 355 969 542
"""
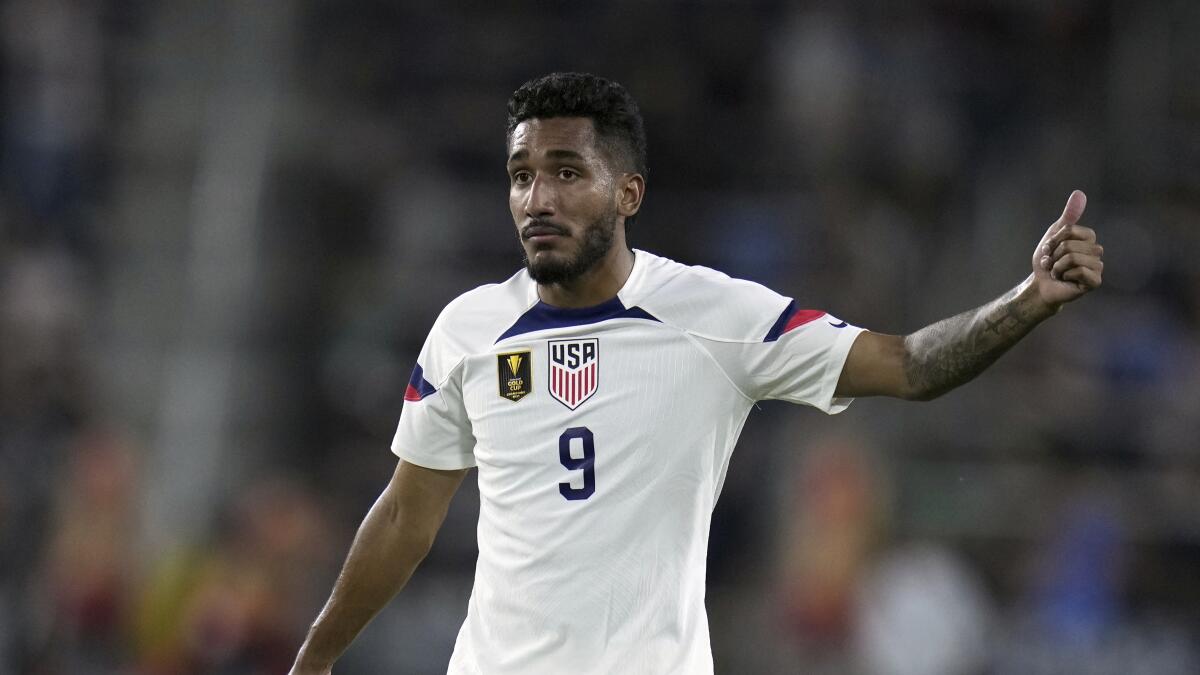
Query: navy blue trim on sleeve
763 299 798 342
404 363 438 401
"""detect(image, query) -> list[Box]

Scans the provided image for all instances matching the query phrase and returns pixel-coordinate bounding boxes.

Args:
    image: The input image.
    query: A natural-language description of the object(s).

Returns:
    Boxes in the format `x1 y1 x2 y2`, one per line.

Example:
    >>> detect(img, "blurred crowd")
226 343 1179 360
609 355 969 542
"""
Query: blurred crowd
1 1 1197 674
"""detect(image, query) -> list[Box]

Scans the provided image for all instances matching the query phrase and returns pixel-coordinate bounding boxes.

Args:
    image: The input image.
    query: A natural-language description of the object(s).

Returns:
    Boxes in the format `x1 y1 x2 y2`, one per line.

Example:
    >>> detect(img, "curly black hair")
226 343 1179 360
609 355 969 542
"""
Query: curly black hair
506 72 648 181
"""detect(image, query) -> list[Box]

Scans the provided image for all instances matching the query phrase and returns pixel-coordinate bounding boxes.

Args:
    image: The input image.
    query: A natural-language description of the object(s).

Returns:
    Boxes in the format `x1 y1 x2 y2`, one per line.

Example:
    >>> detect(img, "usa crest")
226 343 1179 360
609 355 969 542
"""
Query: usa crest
497 350 532 402
548 338 599 410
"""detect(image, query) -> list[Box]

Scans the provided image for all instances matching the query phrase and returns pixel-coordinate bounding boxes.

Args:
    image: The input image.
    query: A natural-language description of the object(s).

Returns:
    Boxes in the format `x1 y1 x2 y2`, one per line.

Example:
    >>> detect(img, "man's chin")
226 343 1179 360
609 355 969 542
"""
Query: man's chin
527 262 566 285
526 252 581 285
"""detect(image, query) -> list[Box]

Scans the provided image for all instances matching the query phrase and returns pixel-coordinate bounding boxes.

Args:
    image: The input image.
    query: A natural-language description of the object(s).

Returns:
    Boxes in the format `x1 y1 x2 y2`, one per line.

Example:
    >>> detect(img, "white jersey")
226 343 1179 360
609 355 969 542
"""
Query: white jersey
392 249 865 674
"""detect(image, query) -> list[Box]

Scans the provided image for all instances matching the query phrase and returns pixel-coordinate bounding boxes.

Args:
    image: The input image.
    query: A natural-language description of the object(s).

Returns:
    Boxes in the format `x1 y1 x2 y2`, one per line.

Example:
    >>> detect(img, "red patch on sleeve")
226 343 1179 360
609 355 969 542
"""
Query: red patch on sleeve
783 309 826 333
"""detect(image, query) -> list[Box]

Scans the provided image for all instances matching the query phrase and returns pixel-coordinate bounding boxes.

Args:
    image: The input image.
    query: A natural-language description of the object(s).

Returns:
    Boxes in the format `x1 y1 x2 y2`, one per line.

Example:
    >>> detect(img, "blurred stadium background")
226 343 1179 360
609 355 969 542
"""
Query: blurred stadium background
1 1 1198 673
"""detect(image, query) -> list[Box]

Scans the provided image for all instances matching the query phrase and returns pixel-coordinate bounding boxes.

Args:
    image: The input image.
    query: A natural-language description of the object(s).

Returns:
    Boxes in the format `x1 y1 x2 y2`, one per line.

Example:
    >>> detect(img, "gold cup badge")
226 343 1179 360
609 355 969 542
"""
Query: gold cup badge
497 350 532 402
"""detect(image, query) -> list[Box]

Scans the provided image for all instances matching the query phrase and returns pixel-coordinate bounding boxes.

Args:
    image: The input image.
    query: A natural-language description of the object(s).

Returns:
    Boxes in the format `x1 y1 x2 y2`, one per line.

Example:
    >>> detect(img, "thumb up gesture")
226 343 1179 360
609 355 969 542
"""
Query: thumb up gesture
1032 190 1104 309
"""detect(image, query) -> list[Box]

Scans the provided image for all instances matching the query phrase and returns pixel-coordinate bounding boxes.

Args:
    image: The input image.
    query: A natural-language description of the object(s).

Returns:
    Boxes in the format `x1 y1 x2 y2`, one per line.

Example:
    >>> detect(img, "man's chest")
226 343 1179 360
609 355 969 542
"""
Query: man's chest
457 322 747 524
459 324 737 471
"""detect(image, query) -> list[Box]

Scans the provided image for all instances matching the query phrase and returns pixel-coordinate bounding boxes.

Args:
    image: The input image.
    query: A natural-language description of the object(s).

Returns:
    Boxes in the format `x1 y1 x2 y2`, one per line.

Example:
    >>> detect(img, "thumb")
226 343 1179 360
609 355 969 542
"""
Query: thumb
1060 189 1087 225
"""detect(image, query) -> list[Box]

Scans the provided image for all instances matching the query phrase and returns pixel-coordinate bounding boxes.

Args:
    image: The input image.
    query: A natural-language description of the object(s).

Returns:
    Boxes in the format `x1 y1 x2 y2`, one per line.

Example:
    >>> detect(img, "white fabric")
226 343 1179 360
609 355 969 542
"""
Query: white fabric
391 250 866 674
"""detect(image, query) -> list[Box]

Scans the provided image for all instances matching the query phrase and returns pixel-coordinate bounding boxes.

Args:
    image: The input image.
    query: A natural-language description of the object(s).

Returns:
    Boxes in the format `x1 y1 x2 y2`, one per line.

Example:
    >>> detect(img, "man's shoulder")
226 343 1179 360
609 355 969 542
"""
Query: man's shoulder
634 250 792 343
428 268 534 351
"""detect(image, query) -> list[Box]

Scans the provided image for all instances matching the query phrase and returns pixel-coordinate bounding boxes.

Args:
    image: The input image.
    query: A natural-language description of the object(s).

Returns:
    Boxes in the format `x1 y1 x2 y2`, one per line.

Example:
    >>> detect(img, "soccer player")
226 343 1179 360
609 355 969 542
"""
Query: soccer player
289 72 1104 674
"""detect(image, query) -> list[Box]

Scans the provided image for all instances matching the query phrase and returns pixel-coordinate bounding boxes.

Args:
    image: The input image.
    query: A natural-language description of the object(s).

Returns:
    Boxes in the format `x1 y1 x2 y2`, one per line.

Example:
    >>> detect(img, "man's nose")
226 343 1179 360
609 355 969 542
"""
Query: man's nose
525 175 556 218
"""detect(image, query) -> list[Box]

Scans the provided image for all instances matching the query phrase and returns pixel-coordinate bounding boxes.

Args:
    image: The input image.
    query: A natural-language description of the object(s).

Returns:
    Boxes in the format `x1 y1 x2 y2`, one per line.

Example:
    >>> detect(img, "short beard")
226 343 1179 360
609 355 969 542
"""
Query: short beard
523 210 618 286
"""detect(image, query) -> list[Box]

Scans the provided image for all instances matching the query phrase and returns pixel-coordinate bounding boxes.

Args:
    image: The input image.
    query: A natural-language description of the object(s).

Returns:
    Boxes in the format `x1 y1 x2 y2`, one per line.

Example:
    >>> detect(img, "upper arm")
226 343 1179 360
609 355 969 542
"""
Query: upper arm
384 460 470 543
834 331 915 399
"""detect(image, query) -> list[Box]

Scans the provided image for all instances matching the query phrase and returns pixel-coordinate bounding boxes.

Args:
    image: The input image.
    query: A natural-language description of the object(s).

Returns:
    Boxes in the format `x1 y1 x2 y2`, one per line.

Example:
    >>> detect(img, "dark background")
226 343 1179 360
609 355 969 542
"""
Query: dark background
1 1 1197 673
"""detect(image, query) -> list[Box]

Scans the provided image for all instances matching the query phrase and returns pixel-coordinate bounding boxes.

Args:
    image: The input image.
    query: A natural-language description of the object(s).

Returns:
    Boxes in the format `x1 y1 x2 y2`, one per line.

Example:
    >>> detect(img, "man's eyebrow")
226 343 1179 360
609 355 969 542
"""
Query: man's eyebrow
546 149 584 161
506 148 586 164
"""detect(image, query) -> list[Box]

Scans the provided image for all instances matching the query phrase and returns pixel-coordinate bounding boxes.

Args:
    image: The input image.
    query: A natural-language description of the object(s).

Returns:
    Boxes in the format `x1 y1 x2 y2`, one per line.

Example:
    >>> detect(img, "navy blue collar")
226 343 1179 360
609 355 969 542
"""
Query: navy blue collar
496 296 659 343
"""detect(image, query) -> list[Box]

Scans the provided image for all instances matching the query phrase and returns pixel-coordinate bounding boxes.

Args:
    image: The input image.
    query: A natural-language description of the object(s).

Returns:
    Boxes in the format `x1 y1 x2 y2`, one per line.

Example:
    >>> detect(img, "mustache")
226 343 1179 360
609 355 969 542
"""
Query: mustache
521 219 570 239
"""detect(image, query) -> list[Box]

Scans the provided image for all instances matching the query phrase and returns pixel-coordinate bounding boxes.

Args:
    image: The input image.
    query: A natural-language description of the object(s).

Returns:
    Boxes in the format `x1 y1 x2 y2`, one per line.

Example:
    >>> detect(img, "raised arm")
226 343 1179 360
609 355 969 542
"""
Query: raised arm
290 459 469 675
835 190 1104 401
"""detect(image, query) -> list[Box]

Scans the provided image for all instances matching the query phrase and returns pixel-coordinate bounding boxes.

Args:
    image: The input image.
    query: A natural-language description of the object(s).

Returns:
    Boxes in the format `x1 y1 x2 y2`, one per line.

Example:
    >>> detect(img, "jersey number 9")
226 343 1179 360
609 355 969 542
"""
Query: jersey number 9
558 427 595 501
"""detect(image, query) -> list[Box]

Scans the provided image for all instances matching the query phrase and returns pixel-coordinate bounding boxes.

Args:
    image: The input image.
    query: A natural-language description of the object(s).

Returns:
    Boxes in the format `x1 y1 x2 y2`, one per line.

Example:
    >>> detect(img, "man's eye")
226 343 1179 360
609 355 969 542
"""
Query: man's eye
512 171 532 184
559 168 579 180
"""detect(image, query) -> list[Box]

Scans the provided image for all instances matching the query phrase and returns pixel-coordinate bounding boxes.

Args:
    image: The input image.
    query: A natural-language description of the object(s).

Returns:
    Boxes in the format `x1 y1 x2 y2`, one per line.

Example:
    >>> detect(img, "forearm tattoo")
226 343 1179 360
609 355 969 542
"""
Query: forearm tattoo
903 284 1050 400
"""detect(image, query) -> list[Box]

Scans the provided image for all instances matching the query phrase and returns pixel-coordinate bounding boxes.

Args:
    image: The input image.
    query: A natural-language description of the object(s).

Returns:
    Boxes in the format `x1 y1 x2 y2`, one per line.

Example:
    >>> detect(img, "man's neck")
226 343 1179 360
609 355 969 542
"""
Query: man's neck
537 246 635 309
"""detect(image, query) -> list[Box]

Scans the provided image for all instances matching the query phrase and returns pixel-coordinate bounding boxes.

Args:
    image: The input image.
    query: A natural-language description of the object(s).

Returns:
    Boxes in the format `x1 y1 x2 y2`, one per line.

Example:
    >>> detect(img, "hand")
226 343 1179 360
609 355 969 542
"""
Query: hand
1031 190 1104 309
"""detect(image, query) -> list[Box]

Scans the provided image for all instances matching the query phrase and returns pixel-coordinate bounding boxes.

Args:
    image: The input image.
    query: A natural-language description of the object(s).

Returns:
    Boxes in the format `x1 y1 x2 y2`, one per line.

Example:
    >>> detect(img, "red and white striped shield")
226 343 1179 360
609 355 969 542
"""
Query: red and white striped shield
548 338 599 410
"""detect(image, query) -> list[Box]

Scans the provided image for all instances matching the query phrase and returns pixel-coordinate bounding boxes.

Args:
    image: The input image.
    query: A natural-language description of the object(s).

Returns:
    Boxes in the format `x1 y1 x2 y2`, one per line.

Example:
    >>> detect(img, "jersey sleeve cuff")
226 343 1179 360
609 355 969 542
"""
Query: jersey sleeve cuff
813 325 867 415
391 442 477 470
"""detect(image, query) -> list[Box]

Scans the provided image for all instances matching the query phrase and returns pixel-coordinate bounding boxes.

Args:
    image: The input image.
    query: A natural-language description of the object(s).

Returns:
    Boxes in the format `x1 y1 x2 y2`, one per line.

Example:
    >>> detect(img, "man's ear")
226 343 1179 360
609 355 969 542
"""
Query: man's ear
616 173 645 218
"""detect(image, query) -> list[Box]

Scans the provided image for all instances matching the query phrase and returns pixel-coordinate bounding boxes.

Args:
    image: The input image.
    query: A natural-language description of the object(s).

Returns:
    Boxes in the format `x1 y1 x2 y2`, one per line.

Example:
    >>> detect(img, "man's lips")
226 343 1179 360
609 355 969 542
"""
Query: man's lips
522 222 569 241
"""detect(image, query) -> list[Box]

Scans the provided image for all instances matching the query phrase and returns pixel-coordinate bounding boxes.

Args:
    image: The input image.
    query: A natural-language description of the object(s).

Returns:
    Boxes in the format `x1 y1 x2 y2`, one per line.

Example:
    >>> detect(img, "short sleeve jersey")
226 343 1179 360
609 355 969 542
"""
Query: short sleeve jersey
392 250 866 675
